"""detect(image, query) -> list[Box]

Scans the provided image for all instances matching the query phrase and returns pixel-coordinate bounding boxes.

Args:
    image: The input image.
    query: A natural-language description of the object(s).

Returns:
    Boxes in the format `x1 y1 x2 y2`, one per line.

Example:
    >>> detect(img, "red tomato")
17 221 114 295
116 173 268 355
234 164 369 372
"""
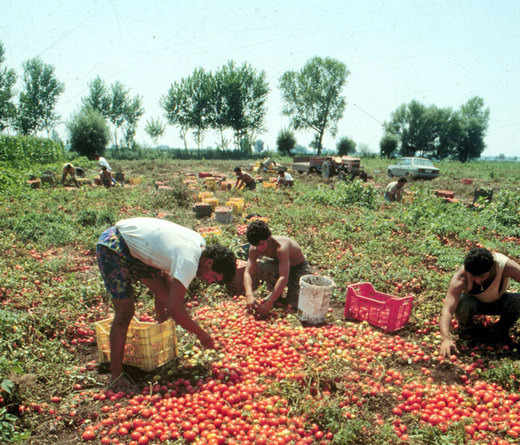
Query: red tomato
118 427 129 436
183 430 197 442
81 429 96 441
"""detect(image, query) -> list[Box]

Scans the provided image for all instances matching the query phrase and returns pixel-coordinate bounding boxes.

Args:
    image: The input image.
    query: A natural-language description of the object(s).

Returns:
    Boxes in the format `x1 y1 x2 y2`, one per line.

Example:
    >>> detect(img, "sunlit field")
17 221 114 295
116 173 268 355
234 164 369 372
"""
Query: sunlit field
1 157 520 444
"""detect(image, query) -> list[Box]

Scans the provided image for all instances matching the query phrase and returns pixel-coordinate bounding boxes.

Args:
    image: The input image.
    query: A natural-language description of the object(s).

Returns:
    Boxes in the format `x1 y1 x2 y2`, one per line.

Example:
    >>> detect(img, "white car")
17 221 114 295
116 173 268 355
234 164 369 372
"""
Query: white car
387 157 439 179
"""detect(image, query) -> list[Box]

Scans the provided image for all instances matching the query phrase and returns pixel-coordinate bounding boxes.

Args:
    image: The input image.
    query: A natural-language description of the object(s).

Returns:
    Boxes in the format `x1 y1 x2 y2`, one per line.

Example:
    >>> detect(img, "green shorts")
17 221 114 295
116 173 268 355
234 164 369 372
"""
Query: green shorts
96 226 161 299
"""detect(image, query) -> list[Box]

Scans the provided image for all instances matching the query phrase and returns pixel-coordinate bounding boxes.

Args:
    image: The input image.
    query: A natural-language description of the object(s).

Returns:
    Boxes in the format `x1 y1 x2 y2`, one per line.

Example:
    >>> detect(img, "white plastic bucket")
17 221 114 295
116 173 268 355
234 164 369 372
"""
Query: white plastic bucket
297 275 334 324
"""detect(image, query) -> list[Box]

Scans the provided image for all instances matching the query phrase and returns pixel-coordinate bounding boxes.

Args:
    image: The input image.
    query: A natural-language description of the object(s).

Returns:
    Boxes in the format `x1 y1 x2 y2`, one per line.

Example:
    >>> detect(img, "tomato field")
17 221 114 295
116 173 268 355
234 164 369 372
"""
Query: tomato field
1 157 520 444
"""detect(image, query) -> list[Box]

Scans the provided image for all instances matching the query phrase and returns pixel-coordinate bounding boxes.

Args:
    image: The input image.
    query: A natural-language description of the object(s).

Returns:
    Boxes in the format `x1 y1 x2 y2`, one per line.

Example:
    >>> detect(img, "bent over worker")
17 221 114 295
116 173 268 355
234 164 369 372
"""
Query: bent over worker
96 217 236 391
439 247 520 357
60 163 80 187
243 220 310 318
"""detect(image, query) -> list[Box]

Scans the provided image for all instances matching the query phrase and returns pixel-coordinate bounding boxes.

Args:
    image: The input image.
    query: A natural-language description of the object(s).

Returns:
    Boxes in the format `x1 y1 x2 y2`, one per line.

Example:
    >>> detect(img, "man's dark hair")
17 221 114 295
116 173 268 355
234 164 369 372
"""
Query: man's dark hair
94 153 100 158
234 167 242 173
278 169 284 175
464 248 494 275
398 177 407 184
246 220 271 245
204 245 236 284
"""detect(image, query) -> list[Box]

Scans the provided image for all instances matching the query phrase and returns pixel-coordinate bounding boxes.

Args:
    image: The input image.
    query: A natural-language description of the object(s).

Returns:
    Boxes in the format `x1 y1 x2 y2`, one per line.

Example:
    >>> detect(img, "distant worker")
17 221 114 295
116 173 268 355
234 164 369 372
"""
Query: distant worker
260 158 278 172
95 153 116 186
95 153 112 172
276 169 294 187
60 163 80 188
233 167 256 190
100 165 113 188
384 177 407 202
74 167 86 178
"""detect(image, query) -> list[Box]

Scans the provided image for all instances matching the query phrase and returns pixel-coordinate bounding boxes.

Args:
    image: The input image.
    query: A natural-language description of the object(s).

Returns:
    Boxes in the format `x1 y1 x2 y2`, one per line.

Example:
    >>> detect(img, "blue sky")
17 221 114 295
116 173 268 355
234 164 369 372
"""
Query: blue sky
2 0 519 156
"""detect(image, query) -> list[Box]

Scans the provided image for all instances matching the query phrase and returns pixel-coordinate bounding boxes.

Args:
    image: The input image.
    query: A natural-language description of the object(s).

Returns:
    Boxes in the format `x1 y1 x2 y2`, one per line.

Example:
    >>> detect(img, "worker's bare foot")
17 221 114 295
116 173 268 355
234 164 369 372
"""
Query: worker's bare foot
109 374 138 394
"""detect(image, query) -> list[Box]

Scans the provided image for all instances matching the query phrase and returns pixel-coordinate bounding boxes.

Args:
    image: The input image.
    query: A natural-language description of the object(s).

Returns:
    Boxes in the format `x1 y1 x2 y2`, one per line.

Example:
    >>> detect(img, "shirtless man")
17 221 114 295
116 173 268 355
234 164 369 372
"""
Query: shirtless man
243 220 310 317
60 163 80 188
439 247 520 357
233 167 256 190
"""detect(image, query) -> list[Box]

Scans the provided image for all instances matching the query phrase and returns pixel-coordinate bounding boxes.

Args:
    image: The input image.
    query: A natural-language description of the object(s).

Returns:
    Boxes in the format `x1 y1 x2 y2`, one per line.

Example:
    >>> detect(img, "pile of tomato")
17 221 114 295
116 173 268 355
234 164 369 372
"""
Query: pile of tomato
79 299 520 444
236 225 247 236
393 380 520 442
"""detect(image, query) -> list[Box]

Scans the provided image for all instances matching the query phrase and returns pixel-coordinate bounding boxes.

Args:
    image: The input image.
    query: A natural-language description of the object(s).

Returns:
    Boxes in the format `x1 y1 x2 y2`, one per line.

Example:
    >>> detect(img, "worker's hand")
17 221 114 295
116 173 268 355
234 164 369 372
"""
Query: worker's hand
245 294 256 313
197 331 216 350
254 300 273 319
440 338 459 358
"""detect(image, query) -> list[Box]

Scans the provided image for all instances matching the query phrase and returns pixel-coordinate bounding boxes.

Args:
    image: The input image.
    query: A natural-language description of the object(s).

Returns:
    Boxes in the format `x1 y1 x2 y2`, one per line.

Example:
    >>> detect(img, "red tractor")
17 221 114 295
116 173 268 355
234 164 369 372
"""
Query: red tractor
292 155 366 180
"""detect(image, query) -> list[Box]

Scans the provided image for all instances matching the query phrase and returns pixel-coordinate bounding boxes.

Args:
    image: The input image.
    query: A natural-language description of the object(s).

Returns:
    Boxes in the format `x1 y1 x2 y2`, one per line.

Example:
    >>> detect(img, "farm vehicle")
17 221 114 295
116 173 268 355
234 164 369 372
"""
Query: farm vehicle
292 155 367 180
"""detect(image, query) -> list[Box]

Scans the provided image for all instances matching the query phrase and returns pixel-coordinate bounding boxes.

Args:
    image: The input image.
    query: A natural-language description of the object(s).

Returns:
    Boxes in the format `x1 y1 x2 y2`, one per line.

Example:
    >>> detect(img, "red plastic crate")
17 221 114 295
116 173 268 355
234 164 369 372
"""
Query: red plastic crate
344 283 413 332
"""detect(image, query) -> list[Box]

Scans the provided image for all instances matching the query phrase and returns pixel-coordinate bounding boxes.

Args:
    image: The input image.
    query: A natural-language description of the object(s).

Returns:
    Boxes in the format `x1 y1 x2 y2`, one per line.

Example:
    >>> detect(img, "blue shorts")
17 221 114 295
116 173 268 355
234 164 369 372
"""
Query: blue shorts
96 226 161 299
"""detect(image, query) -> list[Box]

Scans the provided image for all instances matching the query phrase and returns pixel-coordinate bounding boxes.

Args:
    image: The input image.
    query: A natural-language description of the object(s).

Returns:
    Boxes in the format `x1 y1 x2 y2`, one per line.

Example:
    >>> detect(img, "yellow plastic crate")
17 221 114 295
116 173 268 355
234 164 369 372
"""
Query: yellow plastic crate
263 182 276 189
225 200 244 215
198 226 223 237
127 177 143 185
227 197 245 204
95 317 178 372
198 191 214 200
202 197 219 210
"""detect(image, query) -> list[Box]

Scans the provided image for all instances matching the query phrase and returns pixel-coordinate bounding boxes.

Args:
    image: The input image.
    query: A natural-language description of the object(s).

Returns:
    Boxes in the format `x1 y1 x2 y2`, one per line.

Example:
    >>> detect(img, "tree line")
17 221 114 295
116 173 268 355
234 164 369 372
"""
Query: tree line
0 40 489 161
380 97 490 162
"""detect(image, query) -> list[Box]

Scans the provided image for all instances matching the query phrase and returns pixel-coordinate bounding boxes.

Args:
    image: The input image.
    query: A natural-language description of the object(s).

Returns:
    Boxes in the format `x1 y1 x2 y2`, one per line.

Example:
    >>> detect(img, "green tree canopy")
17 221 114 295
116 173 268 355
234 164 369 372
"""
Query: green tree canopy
219 61 269 152
456 96 489 162
186 68 212 149
279 57 349 155
161 61 269 152
122 95 144 150
276 128 296 156
0 41 17 132
336 136 356 156
145 117 166 146
67 107 110 158
82 76 111 117
379 133 399 158
383 96 489 161
208 66 229 149
107 81 129 151
160 77 191 149
15 57 64 136
384 100 434 156
81 78 144 151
